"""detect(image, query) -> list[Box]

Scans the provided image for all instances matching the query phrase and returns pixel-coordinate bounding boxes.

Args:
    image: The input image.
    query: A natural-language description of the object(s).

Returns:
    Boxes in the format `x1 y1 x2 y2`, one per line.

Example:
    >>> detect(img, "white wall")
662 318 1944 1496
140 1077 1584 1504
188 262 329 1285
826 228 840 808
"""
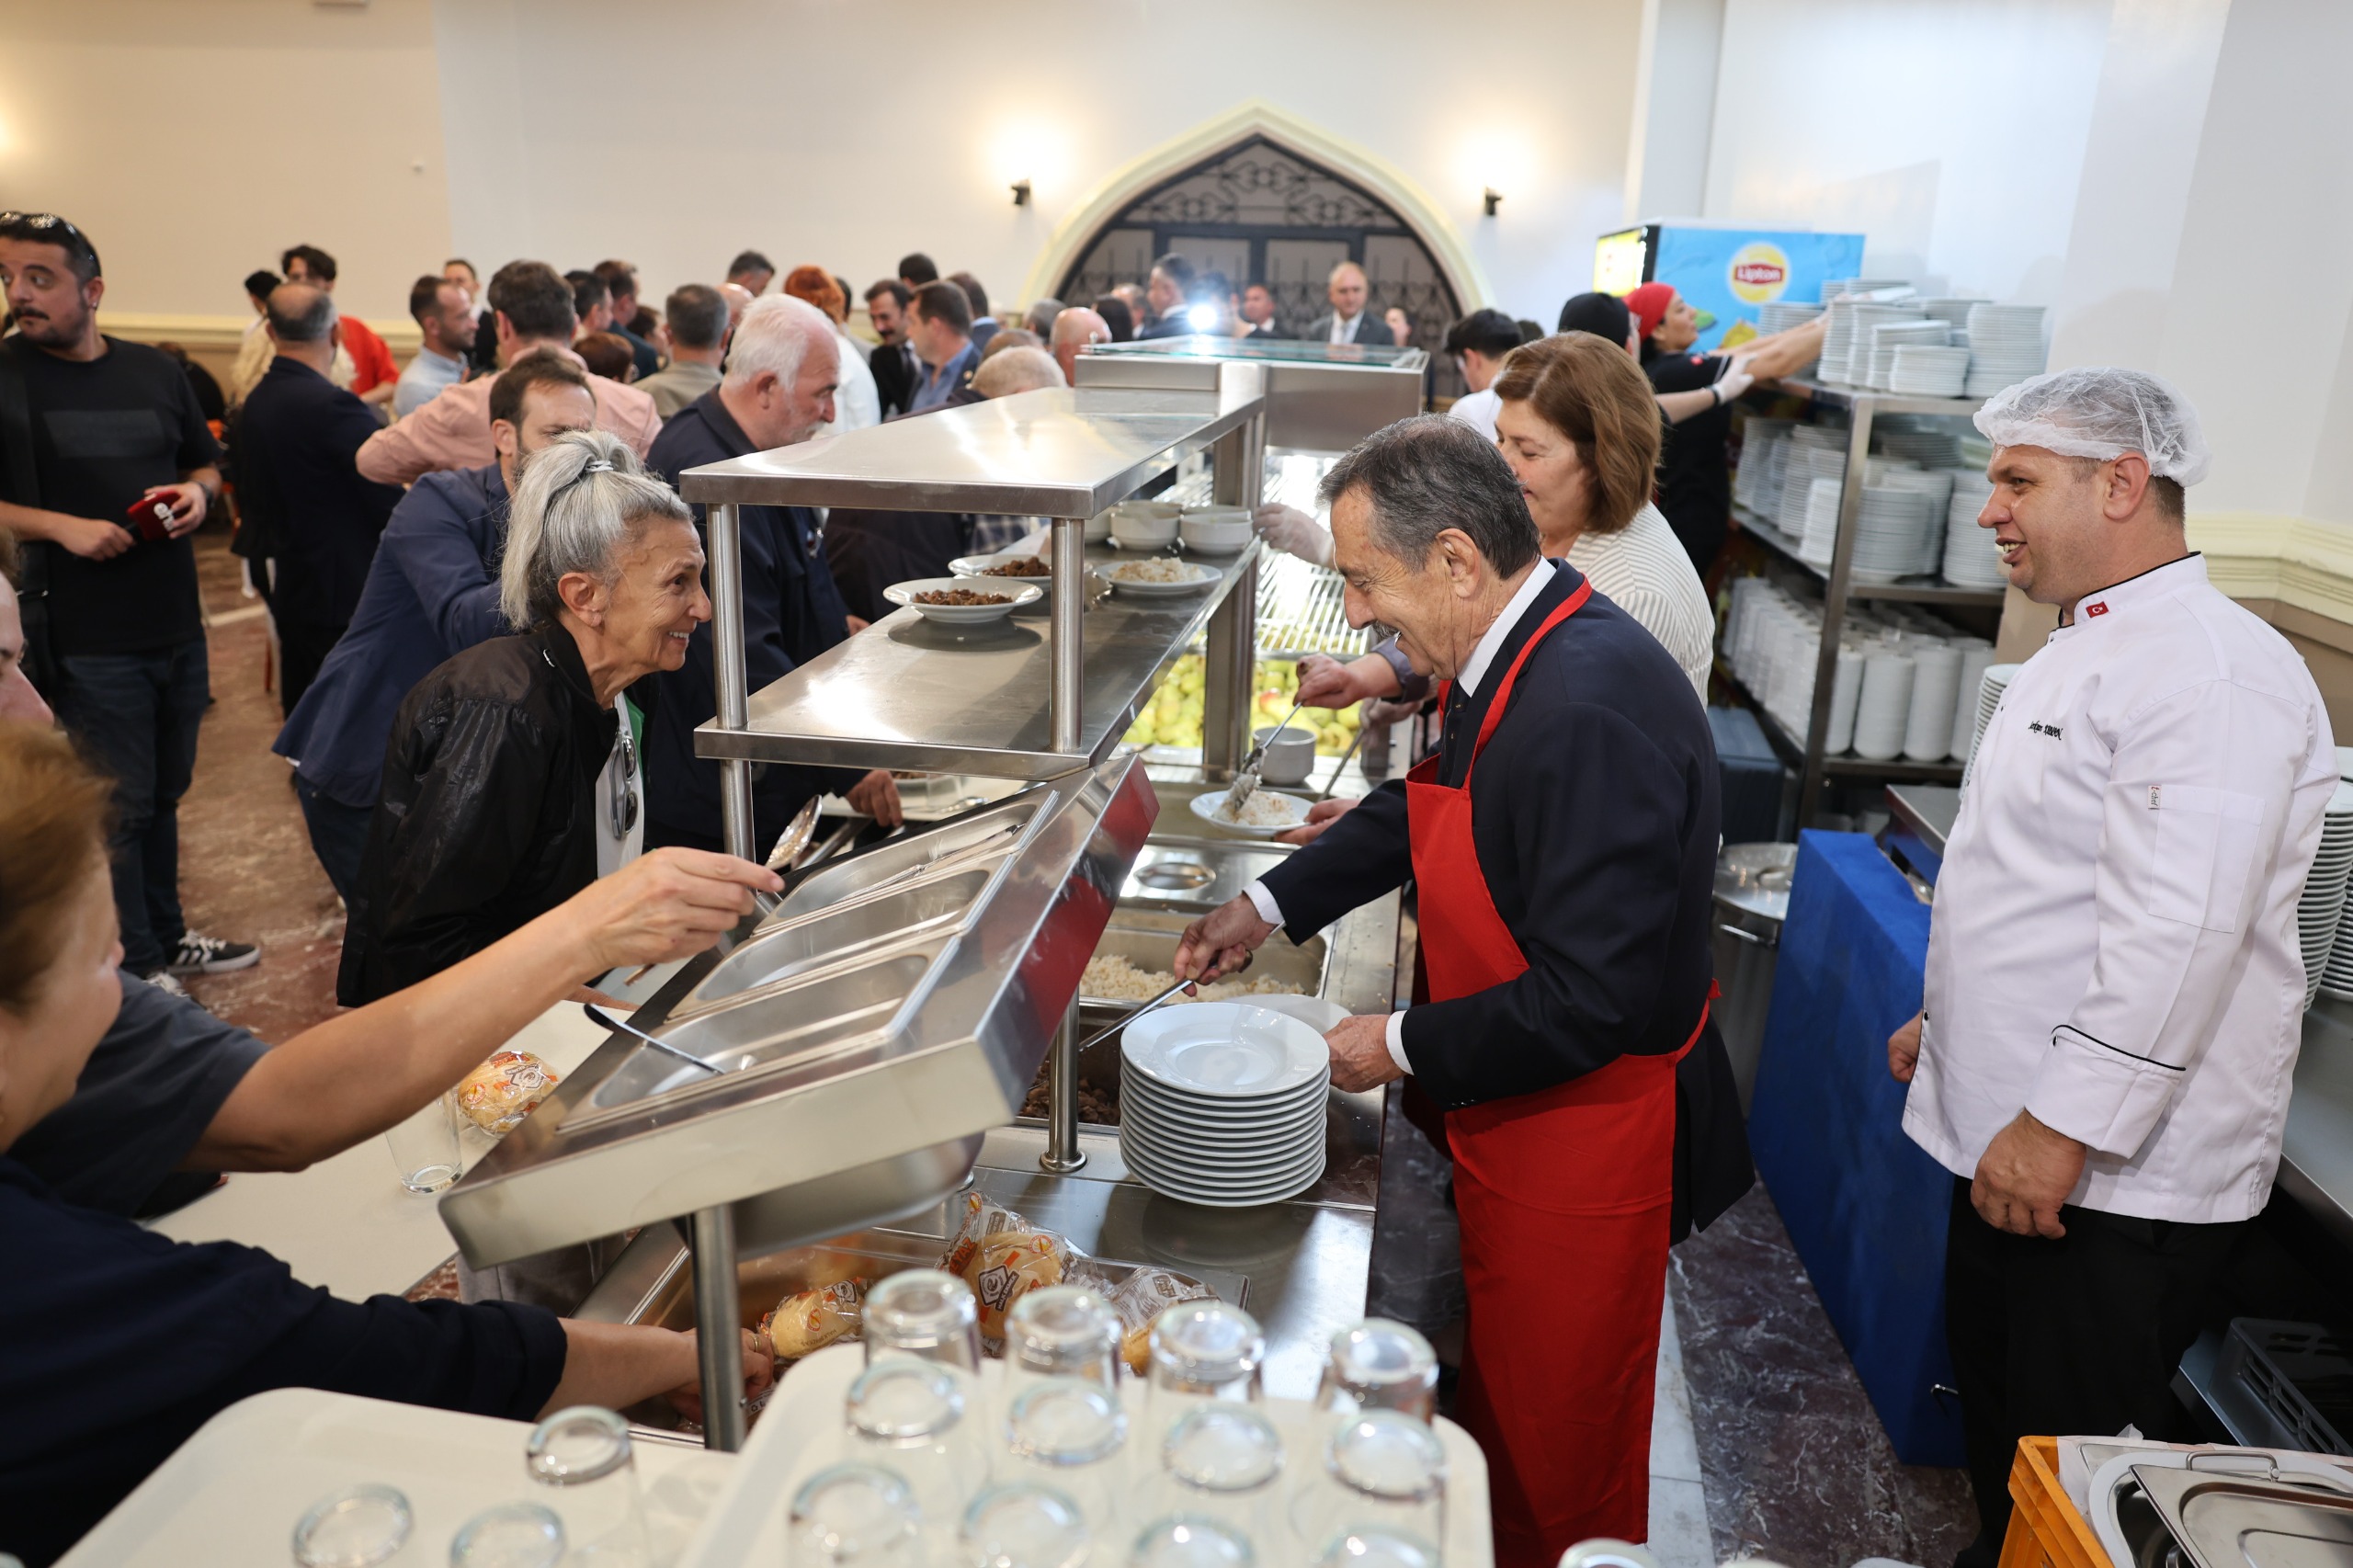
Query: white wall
0 0 452 322
1699 0 2111 303
426 0 1647 325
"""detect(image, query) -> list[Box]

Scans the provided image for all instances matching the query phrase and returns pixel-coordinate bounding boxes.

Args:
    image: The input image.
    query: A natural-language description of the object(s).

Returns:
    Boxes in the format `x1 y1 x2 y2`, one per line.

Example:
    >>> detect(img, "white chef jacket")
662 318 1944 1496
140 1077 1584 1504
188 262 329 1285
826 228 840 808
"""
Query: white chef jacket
1904 554 2336 1223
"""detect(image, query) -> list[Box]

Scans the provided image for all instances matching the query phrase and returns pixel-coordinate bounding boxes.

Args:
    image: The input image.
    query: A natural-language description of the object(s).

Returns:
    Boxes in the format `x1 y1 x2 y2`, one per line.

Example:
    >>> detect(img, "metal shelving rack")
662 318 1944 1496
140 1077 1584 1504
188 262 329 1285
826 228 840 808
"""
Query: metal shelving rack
1730 375 2003 826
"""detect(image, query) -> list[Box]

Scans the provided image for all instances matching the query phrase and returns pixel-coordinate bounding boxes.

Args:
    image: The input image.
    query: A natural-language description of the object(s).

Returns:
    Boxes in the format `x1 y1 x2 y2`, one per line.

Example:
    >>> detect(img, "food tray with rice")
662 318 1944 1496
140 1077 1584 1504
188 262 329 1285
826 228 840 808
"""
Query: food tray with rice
1188 786 1313 836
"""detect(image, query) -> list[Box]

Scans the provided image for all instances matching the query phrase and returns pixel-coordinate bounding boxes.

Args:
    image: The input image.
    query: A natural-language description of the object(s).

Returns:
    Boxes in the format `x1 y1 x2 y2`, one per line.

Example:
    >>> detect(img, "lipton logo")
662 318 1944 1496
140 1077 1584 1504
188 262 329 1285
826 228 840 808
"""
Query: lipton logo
1728 242 1791 304
2086 602 2108 618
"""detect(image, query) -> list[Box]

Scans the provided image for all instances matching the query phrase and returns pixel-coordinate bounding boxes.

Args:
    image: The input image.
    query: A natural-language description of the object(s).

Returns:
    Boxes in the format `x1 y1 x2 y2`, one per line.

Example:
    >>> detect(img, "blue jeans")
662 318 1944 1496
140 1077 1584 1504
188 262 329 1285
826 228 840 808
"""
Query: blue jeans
54 641 210 974
296 775 375 908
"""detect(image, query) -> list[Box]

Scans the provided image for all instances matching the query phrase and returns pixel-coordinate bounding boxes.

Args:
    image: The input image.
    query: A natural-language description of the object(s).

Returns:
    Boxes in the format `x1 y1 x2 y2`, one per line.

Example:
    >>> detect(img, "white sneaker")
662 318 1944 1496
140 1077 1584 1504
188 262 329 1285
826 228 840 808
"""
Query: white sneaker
166 931 260 974
143 971 195 1002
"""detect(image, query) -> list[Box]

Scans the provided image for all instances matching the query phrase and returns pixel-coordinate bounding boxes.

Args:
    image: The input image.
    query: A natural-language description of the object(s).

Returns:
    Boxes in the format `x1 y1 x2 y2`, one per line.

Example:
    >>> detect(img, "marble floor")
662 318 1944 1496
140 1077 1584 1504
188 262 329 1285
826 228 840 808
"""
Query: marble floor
170 526 1979 1568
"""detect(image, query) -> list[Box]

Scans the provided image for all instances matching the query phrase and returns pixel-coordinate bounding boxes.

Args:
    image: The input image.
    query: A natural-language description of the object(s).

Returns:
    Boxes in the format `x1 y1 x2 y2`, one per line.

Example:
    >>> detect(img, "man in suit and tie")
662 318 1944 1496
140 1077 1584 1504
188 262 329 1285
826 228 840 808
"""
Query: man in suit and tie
1302 261 1394 347
1137 254 1199 340
864 279 917 418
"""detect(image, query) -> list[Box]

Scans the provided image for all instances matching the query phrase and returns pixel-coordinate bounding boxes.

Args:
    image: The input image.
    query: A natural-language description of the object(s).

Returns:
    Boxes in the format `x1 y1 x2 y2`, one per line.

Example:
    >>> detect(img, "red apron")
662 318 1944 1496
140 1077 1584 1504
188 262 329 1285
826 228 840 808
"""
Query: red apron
1406 583 1703 1566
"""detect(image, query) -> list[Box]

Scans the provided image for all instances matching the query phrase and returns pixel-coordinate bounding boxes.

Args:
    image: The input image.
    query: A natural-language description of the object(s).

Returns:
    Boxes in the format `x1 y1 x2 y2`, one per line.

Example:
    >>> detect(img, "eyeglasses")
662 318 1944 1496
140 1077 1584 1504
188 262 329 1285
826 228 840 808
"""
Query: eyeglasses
608 710 639 840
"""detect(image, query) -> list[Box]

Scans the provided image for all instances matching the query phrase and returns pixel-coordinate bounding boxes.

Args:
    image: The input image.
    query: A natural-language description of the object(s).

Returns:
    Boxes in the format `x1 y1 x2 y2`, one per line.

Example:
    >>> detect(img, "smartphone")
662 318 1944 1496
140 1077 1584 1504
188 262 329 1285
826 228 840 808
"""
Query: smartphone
125 494 176 542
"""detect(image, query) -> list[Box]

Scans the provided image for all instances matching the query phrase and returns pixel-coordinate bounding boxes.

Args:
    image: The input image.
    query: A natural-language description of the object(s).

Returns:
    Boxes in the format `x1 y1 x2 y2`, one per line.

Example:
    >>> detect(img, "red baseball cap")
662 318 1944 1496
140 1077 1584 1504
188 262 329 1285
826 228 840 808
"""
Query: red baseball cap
1624 282 1676 342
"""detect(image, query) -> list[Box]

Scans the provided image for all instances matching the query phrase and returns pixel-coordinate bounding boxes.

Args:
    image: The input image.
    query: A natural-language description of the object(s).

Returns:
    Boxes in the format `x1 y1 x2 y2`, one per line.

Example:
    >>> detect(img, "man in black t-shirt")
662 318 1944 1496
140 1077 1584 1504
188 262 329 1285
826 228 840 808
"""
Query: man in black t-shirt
0 211 257 986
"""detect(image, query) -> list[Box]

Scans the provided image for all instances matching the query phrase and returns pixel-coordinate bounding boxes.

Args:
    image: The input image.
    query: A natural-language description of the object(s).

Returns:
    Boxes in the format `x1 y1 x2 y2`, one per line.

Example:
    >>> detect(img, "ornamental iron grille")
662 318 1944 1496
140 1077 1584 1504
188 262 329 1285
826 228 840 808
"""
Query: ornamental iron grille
1057 135 1465 400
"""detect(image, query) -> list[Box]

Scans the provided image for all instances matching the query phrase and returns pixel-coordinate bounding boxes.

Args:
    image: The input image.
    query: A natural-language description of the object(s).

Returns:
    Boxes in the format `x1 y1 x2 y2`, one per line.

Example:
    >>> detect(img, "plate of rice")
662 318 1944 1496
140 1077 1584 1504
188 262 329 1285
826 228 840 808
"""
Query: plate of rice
1188 787 1312 837
1107 559 1218 597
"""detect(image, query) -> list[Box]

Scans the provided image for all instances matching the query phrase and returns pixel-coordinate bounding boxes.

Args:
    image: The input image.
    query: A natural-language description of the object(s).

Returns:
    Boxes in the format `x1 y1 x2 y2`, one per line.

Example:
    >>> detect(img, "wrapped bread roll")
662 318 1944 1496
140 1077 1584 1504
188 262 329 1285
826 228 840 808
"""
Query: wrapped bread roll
455 1051 560 1135
940 1193 1076 1342
758 1278 864 1359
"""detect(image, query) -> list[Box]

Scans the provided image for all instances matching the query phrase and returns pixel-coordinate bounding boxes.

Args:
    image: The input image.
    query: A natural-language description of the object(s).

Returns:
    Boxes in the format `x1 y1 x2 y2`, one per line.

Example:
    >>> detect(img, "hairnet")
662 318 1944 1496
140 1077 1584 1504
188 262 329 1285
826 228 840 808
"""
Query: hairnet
1972 366 2211 486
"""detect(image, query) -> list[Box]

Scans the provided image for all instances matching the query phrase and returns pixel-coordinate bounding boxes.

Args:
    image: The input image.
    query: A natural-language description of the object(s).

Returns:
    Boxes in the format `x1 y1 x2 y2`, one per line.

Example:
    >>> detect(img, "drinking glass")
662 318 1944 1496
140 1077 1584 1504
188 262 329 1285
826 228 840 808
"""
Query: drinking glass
448 1502 564 1568
1004 1285 1122 1398
845 1357 991 1544
1314 1321 1438 1423
1126 1515 1256 1568
524 1405 648 1565
1151 1405 1283 1543
290 1483 411 1567
865 1268 984 1374
1310 1528 1441 1568
1290 1412 1445 1554
1142 1303 1265 1454
384 1091 460 1193
960 1483 1090 1568
1003 1375 1127 1529
789 1464 924 1568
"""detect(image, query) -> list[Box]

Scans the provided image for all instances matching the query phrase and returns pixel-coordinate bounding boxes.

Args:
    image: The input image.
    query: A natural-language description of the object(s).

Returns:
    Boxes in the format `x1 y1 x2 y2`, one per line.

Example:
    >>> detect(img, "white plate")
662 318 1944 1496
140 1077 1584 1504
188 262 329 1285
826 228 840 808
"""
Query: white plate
1120 1128 1324 1182
1120 1096 1325 1148
1121 1143 1326 1208
1241 994 1349 1033
948 554 1056 592
1121 1003 1327 1099
1107 562 1219 596
1121 1079 1328 1131
881 576 1040 624
1188 789 1311 837
1118 1110 1326 1162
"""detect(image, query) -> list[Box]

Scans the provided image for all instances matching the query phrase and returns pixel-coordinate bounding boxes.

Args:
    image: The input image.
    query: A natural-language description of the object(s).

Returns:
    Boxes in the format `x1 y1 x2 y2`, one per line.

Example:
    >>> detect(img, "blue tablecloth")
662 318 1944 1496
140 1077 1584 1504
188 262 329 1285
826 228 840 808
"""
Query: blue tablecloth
1747 829 1967 1466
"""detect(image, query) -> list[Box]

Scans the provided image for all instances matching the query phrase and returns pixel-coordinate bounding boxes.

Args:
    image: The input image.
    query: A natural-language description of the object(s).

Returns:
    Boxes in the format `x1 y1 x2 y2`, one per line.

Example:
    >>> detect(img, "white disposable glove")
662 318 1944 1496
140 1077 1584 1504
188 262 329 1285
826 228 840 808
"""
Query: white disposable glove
1252 503 1335 566
1715 358 1756 404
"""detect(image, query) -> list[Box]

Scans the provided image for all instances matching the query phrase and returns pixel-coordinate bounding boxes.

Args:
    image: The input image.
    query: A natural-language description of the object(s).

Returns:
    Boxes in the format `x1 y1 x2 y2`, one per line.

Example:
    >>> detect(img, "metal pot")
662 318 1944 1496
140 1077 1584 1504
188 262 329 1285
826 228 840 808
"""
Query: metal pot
1712 843 1796 1115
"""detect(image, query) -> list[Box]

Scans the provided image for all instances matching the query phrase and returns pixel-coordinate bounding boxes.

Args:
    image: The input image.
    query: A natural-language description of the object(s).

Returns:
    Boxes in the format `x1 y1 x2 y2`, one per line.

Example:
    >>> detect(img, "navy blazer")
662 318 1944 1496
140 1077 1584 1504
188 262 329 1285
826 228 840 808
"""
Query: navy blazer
229 358 404 628
1260 562 1720 1108
642 390 856 853
274 463 513 809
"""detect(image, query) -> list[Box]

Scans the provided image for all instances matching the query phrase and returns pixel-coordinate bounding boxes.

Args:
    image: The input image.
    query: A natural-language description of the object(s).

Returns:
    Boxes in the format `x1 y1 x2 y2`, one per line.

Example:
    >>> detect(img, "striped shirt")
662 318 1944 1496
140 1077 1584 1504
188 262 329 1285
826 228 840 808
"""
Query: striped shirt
1565 502 1714 703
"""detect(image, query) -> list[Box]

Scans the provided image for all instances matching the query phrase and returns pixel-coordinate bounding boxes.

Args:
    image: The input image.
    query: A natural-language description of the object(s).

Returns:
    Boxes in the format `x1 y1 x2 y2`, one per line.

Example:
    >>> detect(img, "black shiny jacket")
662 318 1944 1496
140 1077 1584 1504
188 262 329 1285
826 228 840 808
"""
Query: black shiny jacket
337 623 643 1006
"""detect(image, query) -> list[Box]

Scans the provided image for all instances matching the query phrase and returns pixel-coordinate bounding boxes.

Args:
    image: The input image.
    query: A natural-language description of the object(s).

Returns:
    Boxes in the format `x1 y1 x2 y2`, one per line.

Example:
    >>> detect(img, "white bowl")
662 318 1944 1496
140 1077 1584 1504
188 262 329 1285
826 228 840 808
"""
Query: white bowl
1252 724 1316 786
1180 507 1254 554
1108 501 1180 550
881 576 1040 625
1085 510 1113 542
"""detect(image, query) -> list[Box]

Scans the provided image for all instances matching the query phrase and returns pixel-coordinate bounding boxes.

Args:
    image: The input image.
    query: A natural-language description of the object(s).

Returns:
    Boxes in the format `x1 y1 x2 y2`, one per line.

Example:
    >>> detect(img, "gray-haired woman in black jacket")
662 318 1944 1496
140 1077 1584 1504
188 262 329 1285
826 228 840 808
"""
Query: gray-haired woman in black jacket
339 430 718 1005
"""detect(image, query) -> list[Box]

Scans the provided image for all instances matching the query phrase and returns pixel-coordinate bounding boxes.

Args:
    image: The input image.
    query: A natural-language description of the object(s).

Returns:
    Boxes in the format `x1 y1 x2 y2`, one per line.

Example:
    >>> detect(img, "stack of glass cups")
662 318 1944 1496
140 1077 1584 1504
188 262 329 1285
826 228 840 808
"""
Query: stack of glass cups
788 1463 925 1568
1132 1302 1277 1562
960 1483 1092 1568
1127 1515 1257 1568
864 1270 984 1378
1309 1528 1441 1568
523 1405 649 1566
1291 1413 1445 1562
1003 1374 1128 1533
1004 1286 1123 1397
1142 1303 1266 1433
1153 1404 1285 1543
844 1357 990 1551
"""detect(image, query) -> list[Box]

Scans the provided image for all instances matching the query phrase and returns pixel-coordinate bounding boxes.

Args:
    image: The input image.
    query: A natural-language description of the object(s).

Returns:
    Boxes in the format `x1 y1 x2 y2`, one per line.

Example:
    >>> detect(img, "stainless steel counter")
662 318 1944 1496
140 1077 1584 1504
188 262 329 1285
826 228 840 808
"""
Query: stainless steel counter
1883 782 1961 884
2280 996 2353 1251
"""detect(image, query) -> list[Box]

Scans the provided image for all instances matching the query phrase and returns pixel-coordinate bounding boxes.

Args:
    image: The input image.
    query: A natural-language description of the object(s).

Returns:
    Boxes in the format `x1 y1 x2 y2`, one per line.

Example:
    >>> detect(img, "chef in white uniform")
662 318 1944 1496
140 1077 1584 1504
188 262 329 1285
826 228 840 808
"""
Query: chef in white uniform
1887 367 2336 1568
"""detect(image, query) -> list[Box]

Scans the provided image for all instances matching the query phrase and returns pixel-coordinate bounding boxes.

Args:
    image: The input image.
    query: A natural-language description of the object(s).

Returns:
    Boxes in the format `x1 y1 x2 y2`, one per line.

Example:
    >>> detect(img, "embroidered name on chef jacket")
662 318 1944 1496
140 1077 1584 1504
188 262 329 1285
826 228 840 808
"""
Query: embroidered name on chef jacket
2029 721 2064 738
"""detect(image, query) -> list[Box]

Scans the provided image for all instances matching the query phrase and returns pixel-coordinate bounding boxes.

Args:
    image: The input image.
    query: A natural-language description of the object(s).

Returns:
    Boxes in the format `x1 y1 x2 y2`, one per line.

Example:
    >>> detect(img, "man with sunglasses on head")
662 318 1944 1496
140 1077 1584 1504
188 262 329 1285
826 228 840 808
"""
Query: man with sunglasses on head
0 211 258 999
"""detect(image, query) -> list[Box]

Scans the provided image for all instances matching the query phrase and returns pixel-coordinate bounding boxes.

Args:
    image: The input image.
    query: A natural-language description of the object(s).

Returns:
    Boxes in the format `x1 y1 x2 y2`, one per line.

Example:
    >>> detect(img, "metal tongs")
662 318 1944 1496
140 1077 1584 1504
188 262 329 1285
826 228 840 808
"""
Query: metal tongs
1224 695 1308 819
1074 951 1254 1054
618 798 825 988
583 1002 724 1075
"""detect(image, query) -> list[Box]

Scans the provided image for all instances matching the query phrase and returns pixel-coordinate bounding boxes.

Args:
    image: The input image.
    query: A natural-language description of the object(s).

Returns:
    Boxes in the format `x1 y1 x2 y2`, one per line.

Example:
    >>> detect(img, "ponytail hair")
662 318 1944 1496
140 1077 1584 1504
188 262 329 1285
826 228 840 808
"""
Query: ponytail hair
499 429 691 629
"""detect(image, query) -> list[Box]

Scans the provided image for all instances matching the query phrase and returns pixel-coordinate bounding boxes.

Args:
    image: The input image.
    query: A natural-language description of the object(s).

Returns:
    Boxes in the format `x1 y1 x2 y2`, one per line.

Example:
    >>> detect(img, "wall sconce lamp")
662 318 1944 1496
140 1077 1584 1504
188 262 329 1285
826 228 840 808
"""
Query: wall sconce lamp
1011 179 1033 207
1483 187 1503 218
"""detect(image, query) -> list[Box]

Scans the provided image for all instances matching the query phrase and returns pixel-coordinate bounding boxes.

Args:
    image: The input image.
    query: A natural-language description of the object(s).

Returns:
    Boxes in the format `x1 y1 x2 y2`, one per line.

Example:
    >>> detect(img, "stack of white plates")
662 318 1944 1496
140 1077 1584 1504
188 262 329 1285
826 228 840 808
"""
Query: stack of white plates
1119 1003 1331 1208
2307 781 2353 1006
1758 301 1824 334
1943 472 2004 587
1904 642 1964 762
1867 320 1952 388
1850 485 1937 582
1843 304 1928 384
1779 446 1846 538
1800 477 1845 568
1733 418 1797 510
1948 642 1998 759
1821 278 1911 303
1960 664 2020 786
1920 298 1990 328
1891 345 1972 397
1963 304 2048 397
1852 650 1917 761
1877 426 1965 466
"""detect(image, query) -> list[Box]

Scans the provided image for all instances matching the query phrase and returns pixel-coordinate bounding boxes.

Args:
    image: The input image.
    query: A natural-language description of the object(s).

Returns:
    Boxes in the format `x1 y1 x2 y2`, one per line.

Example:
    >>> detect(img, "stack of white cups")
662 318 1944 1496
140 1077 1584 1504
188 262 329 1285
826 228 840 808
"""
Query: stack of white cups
1903 642 1965 761
1948 643 1999 760
1824 645 1866 755
1853 649 1917 762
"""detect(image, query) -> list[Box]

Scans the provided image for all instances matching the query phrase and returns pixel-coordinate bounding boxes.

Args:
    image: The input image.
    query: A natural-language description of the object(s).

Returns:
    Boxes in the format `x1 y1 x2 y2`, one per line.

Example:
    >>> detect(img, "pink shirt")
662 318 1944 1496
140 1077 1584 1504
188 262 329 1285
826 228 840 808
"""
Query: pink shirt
356 347 662 485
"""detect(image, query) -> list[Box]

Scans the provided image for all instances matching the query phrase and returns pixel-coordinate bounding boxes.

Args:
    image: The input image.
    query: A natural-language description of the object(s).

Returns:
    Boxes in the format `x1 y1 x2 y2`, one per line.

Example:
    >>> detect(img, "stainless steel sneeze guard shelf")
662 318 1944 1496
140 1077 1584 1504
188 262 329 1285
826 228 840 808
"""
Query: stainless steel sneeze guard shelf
437 754 1156 1268
675 382 1265 516
692 539 1262 777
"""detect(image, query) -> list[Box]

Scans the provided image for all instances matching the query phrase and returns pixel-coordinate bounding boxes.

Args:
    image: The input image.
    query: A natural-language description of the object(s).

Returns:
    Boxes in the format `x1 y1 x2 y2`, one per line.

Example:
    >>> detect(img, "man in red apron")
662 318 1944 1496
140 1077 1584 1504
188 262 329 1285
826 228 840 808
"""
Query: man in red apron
1178 417 1724 1567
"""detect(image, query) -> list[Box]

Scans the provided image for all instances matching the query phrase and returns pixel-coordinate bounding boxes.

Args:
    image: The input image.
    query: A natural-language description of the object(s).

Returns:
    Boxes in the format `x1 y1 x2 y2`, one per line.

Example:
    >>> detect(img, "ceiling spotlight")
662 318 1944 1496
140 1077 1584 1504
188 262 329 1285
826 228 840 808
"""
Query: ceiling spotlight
1010 179 1032 207
1483 187 1503 218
